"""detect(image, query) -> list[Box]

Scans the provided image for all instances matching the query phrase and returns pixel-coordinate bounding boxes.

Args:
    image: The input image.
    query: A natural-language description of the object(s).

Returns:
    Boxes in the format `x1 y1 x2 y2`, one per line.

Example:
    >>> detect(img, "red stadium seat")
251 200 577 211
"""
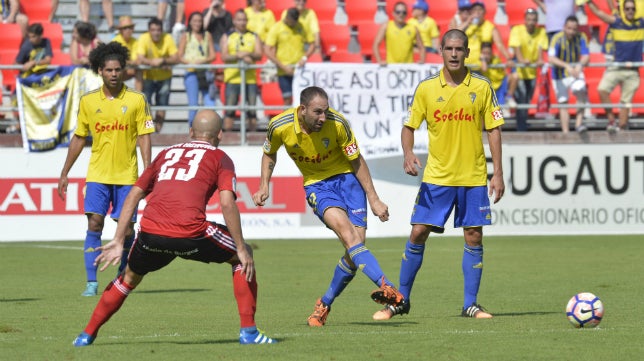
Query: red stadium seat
41 22 64 51
505 0 537 26
328 50 364 63
265 0 292 18
344 0 379 26
479 0 498 23
319 22 352 55
20 0 52 22
0 50 20 92
184 0 209 19
307 1 337 23
225 0 248 13
0 23 23 51
355 22 383 57
308 52 323 63
425 0 457 26
51 49 71 66
384 0 414 15
260 81 284 118
496 24 511 49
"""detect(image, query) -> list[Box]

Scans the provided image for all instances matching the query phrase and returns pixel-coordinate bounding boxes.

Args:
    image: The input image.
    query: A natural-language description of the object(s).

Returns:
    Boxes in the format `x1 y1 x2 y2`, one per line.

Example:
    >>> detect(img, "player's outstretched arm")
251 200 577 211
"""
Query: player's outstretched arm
95 186 146 271
401 125 422 176
57 135 87 201
252 152 277 206
486 126 505 204
350 155 389 222
221 190 255 282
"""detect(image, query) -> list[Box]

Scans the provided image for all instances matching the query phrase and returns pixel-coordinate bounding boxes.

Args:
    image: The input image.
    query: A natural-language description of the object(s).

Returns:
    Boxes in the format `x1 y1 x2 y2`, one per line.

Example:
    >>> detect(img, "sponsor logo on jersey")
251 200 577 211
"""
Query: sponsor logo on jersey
344 143 358 156
433 108 474 122
94 120 130 133
492 109 503 121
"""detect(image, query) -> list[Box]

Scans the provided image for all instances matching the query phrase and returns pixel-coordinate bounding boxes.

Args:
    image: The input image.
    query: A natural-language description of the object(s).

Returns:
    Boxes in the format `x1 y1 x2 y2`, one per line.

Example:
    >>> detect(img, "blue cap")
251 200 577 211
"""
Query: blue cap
413 1 429 12
458 0 472 10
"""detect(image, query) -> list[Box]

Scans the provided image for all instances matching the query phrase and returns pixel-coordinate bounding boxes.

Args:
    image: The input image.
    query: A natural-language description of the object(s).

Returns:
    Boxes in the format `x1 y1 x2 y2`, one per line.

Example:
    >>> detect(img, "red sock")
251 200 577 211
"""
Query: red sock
84 275 135 336
232 264 257 328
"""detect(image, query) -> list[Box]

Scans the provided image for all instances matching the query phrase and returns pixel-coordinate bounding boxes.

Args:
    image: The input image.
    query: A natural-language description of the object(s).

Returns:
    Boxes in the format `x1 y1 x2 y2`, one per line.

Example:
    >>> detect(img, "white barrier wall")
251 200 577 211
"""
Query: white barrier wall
1 143 643 242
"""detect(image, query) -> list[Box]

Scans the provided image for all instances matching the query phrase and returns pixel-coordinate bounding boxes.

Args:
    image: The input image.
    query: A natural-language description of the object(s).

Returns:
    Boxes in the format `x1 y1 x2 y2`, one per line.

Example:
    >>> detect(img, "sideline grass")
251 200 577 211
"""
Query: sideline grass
1 235 643 361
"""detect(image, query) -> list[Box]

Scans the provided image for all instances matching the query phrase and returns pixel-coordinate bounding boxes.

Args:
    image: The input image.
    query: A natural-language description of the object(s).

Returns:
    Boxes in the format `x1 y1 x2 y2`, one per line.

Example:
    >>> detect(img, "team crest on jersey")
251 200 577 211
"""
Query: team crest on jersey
262 138 271 152
121 106 128 114
469 92 477 104
322 138 330 149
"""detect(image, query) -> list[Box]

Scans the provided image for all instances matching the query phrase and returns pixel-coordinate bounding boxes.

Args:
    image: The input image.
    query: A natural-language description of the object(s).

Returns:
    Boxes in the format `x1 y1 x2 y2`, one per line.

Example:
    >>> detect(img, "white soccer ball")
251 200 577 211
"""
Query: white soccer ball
566 292 604 328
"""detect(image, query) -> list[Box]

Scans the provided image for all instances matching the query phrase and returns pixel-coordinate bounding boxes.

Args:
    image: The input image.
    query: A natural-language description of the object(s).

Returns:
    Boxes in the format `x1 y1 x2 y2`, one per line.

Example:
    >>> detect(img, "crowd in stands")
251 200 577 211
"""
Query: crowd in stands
1 0 643 134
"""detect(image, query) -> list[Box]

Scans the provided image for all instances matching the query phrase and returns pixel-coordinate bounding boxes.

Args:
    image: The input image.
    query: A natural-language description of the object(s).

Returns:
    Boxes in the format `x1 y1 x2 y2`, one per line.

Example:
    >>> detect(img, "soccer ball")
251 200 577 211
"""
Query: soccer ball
566 292 604 328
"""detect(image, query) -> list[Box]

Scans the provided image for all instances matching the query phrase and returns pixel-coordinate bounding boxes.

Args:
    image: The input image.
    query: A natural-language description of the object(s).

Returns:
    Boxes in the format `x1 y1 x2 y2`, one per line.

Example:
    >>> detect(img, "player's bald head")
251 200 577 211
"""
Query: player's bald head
191 110 222 145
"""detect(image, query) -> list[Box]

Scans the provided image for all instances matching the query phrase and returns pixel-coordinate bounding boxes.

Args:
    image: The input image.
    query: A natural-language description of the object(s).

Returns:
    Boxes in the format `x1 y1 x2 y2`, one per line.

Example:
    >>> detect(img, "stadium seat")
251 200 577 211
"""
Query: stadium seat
480 0 498 23
344 0 379 25
225 0 248 13
505 0 536 26
355 22 383 57
265 0 292 18
425 0 457 26
41 22 64 51
423 52 443 64
0 23 23 51
20 0 52 22
319 22 352 55
384 0 414 15
0 50 20 92
51 49 71 66
307 1 338 23
328 50 364 63
184 0 209 19
496 24 511 49
308 52 323 63
260 81 284 118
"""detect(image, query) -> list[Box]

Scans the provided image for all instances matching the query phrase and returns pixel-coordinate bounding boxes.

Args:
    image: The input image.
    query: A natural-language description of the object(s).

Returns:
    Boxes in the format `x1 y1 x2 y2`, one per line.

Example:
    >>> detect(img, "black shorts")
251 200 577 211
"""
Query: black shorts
128 222 237 275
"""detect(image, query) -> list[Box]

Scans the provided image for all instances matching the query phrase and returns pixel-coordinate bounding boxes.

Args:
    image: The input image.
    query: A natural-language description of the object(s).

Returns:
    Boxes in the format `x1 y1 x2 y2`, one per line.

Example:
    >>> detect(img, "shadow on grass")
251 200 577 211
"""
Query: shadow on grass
492 311 560 316
99 338 284 346
349 321 419 326
133 288 210 294
0 298 40 303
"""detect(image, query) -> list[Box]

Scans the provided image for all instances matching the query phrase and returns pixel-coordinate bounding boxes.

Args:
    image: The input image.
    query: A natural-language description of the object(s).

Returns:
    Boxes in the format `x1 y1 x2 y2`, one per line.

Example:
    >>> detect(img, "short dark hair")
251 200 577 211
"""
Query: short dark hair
27 23 43 36
441 29 468 49
300 86 328 106
565 15 579 25
286 7 300 21
148 17 164 29
74 21 97 40
89 42 129 74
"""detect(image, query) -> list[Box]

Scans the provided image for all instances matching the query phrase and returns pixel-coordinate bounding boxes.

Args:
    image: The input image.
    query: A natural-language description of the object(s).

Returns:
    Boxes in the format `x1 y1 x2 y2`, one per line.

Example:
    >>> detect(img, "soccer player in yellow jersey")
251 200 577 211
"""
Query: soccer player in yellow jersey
373 29 505 321
264 8 316 105
407 1 440 54
245 0 275 43
252 86 405 327
373 1 425 65
57 42 155 297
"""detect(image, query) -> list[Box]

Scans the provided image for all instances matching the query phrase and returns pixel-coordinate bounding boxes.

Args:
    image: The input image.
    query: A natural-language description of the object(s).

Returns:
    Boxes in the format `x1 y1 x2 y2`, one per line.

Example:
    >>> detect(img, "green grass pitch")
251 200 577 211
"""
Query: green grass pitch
1 235 643 361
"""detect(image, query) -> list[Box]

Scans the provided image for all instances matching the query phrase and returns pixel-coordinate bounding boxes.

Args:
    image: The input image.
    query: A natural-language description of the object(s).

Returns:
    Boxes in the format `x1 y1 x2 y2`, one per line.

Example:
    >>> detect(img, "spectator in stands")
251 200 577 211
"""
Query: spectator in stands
1 0 28 37
264 8 315 106
480 42 509 109
453 1 513 71
532 0 576 41
203 0 233 52
178 11 217 127
373 1 425 65
280 0 321 57
407 0 439 54
158 0 186 43
587 0 643 132
137 17 180 132
245 0 275 43
12 23 53 133
548 15 590 133
79 0 115 33
220 9 262 132
111 15 142 91
16 23 53 77
448 0 472 30
507 7 548 131
70 21 101 67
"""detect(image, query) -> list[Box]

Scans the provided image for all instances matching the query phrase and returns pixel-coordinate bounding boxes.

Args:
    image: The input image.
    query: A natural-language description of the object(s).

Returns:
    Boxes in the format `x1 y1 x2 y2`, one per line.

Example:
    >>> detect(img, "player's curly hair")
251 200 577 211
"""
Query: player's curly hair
88 42 130 74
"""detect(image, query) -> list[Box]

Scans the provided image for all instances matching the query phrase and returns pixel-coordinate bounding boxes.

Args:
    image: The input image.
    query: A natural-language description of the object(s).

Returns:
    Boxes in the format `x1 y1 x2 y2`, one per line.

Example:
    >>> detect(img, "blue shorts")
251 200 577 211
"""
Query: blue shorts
277 75 294 98
143 78 171 106
410 183 491 233
304 173 367 227
84 182 137 222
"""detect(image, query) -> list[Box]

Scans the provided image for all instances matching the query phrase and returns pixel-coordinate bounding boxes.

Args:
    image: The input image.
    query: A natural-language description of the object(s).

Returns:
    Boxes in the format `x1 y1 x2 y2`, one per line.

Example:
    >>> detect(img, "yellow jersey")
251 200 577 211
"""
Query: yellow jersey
75 85 155 184
481 55 506 90
263 107 359 186
111 34 138 61
245 7 276 42
508 25 548 80
407 16 439 49
465 20 495 70
385 20 418 63
224 31 258 84
280 8 320 36
265 21 313 75
136 32 178 81
406 69 505 186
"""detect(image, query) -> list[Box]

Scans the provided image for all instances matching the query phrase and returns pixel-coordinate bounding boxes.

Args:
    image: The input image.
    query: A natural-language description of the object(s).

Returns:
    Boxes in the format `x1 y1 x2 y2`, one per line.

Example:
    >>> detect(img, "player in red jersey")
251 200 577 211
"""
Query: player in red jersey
72 110 276 347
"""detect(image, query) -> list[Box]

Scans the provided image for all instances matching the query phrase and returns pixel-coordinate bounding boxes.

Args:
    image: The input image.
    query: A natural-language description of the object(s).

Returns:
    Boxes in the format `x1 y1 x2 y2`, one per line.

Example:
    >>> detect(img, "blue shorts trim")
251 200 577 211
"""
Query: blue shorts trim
410 183 491 233
84 182 137 222
304 173 367 227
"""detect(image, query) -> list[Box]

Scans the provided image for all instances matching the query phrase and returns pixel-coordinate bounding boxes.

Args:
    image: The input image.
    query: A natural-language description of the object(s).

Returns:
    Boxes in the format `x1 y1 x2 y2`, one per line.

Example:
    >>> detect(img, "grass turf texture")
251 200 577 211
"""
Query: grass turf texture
1 235 643 361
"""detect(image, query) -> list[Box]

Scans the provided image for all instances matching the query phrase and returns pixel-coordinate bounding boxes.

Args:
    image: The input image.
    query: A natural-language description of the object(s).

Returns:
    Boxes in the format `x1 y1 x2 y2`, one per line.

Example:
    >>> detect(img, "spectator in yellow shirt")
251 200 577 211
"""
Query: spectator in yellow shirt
480 42 509 109
111 16 142 91
245 0 275 43
407 0 439 54
373 1 425 65
280 0 321 57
